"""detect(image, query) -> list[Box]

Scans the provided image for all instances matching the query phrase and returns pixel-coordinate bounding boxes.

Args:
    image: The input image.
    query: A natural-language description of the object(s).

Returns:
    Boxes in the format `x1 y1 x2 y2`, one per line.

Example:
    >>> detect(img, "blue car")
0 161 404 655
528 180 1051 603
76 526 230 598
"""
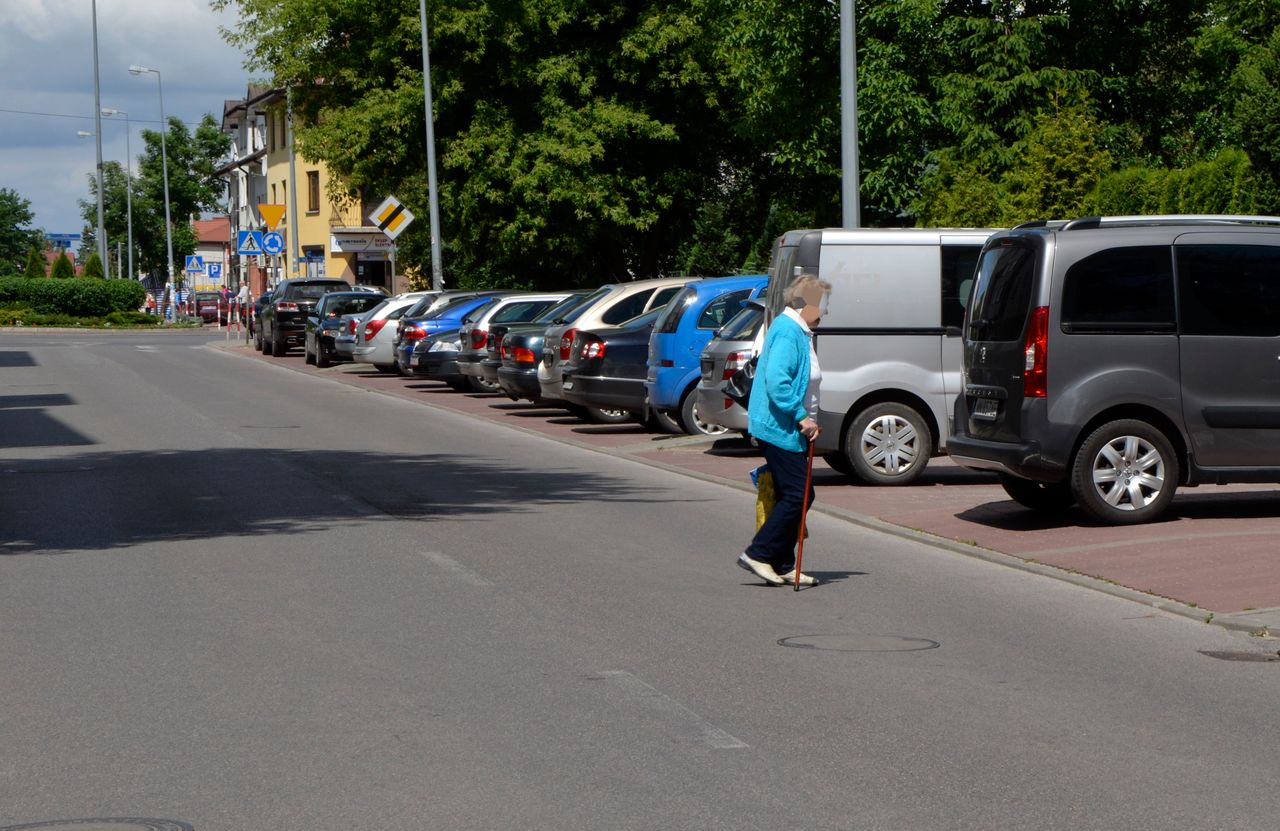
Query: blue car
393 293 510 374
645 274 767 434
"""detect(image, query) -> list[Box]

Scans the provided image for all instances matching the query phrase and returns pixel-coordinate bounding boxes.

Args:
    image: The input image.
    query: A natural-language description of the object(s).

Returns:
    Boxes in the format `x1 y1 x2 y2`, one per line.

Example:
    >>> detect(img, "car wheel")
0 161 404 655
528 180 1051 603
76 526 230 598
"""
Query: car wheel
259 326 272 354
586 406 634 424
647 408 682 434
271 328 286 357
823 452 855 476
468 375 501 393
999 474 1075 512
1070 419 1178 525
843 402 932 485
445 378 471 391
254 326 264 352
679 390 729 436
315 346 332 368
565 404 591 420
375 363 399 374
304 337 316 365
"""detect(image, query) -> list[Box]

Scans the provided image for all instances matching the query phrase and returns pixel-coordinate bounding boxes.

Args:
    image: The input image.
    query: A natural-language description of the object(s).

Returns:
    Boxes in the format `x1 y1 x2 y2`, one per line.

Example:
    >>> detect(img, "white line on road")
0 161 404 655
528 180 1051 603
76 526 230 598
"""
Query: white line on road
593 670 749 749
418 550 494 587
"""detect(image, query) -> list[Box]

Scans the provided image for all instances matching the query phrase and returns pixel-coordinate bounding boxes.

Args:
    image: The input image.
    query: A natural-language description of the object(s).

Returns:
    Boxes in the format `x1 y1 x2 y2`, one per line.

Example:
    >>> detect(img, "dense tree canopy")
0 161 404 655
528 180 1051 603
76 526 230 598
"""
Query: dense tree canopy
215 0 1280 289
0 188 41 276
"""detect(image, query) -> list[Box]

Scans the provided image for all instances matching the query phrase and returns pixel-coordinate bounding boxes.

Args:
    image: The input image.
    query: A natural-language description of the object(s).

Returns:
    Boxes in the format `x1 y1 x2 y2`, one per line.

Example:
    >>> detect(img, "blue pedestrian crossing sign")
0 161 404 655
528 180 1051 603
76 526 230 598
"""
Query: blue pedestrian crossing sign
184 255 204 273
262 231 285 256
237 230 264 256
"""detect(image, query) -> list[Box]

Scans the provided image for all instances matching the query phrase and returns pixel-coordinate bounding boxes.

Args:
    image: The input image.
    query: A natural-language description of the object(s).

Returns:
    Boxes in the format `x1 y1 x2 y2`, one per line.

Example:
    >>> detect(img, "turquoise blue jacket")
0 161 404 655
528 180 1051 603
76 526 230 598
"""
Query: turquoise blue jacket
747 311 811 453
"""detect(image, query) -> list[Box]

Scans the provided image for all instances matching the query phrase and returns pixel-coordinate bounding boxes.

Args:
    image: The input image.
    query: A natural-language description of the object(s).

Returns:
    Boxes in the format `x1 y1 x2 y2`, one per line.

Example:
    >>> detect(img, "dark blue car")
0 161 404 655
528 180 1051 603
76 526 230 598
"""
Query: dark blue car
645 274 767 434
393 293 509 374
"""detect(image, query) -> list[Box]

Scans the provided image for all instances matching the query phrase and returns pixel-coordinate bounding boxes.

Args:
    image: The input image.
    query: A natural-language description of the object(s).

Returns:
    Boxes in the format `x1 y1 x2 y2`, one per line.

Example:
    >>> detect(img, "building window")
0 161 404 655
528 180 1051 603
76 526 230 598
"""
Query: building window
307 171 320 213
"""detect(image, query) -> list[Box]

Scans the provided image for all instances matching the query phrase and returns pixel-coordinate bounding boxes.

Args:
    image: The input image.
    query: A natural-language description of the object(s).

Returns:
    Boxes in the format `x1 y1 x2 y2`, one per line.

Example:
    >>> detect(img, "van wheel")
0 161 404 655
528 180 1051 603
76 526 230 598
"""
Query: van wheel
999 475 1075 512
271 329 286 357
844 402 932 485
679 391 729 436
1071 420 1178 525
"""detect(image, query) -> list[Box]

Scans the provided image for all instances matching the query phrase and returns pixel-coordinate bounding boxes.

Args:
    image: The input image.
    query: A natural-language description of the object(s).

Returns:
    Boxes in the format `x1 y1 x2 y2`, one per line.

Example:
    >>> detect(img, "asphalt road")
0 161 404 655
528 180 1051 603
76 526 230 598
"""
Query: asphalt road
3 330 1279 831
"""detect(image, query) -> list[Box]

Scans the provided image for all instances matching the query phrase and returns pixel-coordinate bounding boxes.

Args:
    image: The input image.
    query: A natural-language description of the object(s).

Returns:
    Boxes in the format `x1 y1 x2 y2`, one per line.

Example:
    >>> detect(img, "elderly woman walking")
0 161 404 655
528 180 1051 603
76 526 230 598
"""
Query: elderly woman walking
737 273 831 587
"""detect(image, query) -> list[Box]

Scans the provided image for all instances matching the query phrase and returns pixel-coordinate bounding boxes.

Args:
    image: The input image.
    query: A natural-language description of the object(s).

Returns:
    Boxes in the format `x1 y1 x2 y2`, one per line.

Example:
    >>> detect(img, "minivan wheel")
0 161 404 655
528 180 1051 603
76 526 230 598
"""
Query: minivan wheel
270 329 286 357
650 408 683 435
1071 419 1179 525
999 475 1075 512
680 391 729 436
844 402 932 485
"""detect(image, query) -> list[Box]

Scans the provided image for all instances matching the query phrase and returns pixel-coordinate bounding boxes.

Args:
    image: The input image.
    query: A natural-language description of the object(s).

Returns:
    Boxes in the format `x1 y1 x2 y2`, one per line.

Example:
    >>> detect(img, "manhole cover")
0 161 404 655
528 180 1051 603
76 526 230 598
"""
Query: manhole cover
0 821 193 831
778 634 940 653
1198 650 1280 663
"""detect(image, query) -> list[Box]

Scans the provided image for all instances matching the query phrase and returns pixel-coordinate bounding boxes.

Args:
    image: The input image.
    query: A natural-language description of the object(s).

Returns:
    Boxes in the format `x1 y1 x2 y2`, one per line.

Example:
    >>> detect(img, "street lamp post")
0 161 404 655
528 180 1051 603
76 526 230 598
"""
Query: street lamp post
101 108 133 280
90 0 109 278
129 64 174 293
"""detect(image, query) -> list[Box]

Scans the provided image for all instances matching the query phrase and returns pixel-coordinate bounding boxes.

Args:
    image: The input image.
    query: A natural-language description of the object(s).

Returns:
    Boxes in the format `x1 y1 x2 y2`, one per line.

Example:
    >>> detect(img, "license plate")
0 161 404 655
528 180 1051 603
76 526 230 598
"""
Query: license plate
563 379 575 391
972 398 999 420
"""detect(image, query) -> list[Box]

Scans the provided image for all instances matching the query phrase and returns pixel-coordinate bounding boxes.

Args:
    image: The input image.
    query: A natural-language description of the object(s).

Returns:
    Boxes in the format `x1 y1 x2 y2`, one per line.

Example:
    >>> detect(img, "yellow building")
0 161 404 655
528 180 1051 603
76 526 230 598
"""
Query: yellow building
258 89 399 291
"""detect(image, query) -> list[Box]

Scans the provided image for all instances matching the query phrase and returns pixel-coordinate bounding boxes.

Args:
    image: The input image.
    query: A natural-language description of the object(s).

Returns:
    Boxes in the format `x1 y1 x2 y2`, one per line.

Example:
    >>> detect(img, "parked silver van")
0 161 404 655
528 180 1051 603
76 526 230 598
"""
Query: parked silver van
949 214 1280 524
765 227 997 484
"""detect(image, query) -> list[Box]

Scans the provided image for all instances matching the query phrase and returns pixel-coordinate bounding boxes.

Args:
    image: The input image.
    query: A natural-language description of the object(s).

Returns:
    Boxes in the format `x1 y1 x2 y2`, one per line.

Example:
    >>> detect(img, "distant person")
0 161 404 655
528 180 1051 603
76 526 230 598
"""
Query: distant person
737 274 831 587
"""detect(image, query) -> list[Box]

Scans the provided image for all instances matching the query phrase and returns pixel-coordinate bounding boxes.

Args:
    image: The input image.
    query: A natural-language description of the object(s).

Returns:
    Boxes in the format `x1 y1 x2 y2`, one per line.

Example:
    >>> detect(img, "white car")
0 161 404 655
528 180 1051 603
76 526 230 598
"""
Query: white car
351 292 437 372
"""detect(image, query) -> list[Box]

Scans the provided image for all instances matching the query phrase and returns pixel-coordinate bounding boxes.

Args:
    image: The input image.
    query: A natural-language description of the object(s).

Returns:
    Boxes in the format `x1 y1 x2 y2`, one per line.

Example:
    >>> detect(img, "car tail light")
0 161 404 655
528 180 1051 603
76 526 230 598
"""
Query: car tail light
500 341 510 360
558 328 578 361
659 360 674 367
402 325 428 342
722 350 752 379
347 319 358 335
470 329 488 350
1023 306 1049 398
580 336 605 361
363 318 388 341
275 301 299 312
514 347 537 364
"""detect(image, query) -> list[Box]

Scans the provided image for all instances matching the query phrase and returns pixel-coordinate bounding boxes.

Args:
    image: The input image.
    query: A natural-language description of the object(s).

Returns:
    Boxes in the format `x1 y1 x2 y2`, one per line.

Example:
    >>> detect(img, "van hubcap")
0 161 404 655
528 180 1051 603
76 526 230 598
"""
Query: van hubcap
1093 435 1165 510
861 416 919 474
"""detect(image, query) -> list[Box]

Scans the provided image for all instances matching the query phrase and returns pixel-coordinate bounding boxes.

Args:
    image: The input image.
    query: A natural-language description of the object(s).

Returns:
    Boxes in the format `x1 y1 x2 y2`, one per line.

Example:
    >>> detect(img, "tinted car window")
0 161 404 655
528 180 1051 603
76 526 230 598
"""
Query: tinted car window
941 245 982 329
535 293 590 323
460 297 501 323
327 295 383 317
655 287 696 334
650 285 683 310
492 299 558 324
1061 246 1175 333
285 283 345 300
1178 244 1280 337
602 289 655 325
967 243 1036 342
698 289 751 329
717 304 763 340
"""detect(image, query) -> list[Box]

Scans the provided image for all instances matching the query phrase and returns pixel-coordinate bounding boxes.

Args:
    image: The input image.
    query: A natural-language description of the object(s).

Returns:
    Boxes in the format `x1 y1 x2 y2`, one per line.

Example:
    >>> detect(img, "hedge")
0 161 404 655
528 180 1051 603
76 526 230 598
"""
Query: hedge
0 277 146 317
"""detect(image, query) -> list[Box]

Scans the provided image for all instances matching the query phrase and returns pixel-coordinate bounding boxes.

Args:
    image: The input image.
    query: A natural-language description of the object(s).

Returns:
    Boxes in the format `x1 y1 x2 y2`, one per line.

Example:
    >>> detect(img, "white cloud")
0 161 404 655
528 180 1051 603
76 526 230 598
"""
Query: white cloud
0 0 253 240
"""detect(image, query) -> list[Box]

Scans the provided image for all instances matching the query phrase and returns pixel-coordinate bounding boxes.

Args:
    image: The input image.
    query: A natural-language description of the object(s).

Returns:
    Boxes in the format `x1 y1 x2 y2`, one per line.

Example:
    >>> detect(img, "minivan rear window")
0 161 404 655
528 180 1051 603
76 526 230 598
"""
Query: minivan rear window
655 286 696 334
967 244 1035 342
1061 246 1175 333
1177 244 1280 337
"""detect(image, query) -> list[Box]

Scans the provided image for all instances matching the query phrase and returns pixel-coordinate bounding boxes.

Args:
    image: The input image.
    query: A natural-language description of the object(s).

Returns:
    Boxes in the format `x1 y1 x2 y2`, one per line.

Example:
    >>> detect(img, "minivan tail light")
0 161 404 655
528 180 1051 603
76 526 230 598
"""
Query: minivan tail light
558 328 578 361
1023 306 1049 398
470 329 488 350
347 319 358 336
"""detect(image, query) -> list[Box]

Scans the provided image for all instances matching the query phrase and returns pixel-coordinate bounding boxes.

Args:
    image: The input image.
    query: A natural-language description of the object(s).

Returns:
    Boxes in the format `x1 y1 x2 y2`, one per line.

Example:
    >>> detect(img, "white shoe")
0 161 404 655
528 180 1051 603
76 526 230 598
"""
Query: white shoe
737 553 784 585
777 569 817 587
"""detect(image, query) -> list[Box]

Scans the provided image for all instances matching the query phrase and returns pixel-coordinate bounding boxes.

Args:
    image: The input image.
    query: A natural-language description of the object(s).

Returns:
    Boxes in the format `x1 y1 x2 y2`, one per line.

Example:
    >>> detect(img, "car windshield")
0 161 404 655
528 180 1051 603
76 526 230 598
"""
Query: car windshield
491 298 560 324
326 295 384 317
286 283 342 301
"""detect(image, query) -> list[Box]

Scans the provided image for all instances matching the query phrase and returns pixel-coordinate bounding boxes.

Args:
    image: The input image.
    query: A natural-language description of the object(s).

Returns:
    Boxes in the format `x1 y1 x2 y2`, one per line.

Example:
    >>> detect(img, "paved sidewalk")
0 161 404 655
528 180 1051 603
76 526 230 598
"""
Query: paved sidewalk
223 341 1280 636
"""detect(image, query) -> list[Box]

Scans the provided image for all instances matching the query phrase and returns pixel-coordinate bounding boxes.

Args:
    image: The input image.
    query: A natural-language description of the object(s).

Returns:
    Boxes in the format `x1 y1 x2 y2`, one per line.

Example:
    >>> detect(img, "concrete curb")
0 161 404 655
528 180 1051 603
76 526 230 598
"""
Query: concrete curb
211 340 1276 638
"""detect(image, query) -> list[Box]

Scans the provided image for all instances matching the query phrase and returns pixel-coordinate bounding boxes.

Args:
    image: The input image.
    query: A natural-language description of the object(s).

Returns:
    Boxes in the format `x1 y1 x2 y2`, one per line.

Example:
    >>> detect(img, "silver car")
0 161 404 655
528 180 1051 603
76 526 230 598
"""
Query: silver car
694 300 764 434
352 293 436 372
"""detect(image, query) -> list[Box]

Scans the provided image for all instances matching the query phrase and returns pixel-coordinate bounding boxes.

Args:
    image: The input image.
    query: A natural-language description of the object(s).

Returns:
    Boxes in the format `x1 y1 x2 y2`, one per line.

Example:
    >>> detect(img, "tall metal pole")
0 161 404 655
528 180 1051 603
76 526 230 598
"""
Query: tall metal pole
90 0 110 278
286 88 301 278
419 0 444 291
103 109 134 279
131 66 175 290
840 0 861 228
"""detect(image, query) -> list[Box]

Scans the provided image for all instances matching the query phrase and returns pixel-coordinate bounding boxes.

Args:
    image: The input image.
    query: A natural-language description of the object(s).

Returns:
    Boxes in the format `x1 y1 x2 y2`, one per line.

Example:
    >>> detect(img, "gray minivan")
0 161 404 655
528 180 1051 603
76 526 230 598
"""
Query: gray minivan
948 214 1280 524
765 227 997 484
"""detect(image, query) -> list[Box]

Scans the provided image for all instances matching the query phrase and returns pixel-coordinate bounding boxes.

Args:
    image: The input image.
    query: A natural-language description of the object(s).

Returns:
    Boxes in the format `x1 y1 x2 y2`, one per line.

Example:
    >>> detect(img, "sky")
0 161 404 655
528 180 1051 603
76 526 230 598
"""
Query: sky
0 0 254 251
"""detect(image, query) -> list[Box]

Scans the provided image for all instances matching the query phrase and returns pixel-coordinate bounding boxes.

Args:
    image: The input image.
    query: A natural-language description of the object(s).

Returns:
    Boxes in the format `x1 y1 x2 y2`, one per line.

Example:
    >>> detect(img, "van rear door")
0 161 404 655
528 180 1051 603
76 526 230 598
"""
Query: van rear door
962 238 1039 443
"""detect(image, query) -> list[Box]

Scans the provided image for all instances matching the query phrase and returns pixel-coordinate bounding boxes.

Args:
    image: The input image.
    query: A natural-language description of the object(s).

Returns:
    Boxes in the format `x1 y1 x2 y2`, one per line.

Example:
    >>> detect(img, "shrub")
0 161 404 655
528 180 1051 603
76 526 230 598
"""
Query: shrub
24 247 45 279
0 277 146 316
50 251 75 279
81 252 105 279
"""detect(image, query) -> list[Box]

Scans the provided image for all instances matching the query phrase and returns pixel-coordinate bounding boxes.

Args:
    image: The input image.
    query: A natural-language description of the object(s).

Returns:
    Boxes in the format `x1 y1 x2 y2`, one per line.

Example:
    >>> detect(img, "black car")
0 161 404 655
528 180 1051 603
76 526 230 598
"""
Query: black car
408 327 469 390
559 307 664 424
304 291 386 368
482 292 590 391
495 293 598 404
257 278 352 356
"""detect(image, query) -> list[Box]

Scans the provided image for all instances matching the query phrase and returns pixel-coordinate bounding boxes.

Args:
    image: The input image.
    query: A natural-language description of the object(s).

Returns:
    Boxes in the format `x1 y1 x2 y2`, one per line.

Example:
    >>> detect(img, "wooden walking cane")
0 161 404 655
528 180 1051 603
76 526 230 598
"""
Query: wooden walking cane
793 434 817 592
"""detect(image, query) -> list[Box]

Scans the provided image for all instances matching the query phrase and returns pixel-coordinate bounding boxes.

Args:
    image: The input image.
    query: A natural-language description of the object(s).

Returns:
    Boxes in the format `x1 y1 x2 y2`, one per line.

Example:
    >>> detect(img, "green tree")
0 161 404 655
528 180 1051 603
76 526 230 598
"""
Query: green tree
80 115 230 279
1 188 41 275
23 245 46 279
81 251 105 280
50 250 75 279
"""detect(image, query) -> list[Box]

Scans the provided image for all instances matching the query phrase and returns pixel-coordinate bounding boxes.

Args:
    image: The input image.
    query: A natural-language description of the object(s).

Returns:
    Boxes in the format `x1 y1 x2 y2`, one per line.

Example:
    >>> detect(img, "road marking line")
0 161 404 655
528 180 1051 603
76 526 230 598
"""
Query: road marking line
419 551 494 587
593 670 749 749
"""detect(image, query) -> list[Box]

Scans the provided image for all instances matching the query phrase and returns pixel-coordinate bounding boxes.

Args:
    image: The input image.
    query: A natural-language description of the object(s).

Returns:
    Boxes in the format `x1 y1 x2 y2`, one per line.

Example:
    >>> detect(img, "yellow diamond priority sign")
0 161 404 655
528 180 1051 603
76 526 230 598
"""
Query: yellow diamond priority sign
370 195 415 241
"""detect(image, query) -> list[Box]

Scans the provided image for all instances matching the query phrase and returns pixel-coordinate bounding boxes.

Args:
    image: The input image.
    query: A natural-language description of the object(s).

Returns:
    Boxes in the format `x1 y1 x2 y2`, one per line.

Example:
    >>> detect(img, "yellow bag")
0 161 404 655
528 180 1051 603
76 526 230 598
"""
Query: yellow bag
753 466 777 531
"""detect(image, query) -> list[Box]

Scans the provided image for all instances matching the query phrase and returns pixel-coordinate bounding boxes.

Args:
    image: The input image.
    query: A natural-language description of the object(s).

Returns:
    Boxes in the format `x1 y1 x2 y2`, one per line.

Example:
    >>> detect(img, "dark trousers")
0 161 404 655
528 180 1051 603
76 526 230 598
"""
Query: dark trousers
746 438 814 573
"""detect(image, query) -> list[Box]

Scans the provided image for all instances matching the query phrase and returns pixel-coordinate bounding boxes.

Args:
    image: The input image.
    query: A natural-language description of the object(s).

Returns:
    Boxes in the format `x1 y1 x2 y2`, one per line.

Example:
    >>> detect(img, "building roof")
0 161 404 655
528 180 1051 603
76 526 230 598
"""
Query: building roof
193 216 231 244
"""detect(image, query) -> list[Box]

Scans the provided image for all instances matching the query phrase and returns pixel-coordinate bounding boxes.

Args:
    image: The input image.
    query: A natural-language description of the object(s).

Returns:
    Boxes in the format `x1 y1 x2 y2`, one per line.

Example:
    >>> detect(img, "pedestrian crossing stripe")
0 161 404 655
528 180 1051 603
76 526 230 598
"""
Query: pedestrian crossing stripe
237 230 264 255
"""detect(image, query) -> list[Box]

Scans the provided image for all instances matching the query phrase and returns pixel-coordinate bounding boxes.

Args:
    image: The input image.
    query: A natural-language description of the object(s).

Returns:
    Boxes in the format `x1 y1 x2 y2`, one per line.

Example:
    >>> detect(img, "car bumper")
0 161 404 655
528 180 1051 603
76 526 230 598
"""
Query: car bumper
562 373 645 413
411 351 463 378
945 433 1064 481
694 384 749 432
497 365 542 402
